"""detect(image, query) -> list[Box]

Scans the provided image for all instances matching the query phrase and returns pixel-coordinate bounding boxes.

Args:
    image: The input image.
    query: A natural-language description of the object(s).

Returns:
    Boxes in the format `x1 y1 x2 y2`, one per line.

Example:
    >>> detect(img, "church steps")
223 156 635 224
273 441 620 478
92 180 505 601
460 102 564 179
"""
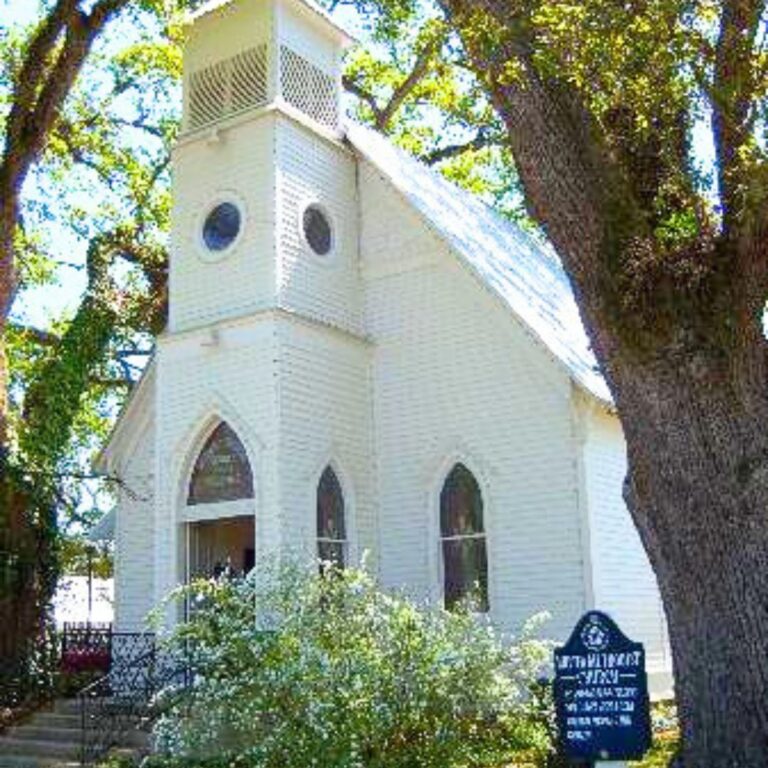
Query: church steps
0 699 148 768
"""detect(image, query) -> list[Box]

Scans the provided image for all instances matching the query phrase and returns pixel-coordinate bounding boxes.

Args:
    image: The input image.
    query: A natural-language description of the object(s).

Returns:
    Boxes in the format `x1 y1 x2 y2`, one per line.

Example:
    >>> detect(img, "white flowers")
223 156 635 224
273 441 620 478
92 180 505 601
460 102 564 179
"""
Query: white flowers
150 558 554 766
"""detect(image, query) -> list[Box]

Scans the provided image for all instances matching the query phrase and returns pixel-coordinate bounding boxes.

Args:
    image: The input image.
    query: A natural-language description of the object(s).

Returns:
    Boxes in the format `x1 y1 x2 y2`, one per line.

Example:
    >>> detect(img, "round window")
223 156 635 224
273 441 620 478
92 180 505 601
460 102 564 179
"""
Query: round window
202 202 241 252
303 205 333 256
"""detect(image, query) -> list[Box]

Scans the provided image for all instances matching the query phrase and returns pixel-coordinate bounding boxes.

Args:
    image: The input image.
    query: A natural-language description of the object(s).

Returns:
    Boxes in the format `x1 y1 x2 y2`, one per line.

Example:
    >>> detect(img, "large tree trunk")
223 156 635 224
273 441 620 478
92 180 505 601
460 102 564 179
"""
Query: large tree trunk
0 480 55 705
437 1 768 764
616 351 768 766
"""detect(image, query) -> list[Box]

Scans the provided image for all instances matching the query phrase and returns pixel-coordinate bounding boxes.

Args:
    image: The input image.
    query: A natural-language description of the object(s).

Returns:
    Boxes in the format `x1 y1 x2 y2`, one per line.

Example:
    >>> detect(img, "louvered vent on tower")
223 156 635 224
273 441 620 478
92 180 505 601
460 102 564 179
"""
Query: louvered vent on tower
187 45 269 131
279 46 339 129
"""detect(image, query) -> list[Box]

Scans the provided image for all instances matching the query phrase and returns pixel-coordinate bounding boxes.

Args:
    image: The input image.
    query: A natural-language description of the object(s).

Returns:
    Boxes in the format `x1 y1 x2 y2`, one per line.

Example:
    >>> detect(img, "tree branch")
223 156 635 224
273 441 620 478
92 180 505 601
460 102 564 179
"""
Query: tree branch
115 347 152 358
90 377 134 389
422 129 500 165
5 0 80 151
375 40 440 131
8 323 60 347
712 0 766 233
112 116 167 140
342 75 385 125
50 469 146 502
343 33 443 133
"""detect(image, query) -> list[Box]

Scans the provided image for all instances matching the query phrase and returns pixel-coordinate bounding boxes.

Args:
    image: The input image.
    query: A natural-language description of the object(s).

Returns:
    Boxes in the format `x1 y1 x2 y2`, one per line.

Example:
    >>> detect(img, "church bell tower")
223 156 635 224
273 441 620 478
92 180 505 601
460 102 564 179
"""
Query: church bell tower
168 0 354 333
153 0 373 608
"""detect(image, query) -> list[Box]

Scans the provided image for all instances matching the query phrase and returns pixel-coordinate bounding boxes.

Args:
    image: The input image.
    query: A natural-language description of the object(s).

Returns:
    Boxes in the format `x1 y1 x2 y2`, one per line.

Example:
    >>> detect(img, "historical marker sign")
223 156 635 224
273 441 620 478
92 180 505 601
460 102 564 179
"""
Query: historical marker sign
554 611 652 762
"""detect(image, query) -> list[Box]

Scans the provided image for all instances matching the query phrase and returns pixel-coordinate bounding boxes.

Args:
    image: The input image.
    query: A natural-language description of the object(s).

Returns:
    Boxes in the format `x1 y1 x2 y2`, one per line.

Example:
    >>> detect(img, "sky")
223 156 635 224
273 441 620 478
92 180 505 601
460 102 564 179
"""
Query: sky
1 1 36 23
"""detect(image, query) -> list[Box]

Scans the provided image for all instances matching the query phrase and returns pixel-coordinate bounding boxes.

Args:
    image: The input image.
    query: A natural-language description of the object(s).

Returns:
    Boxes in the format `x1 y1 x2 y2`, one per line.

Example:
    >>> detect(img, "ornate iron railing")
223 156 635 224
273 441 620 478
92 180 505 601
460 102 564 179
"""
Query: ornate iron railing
61 626 155 668
78 636 189 765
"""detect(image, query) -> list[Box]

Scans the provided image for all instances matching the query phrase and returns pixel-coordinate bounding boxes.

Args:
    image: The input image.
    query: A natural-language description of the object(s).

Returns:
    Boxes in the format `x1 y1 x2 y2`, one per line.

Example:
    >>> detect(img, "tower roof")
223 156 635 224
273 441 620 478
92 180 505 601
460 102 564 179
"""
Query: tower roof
188 0 356 47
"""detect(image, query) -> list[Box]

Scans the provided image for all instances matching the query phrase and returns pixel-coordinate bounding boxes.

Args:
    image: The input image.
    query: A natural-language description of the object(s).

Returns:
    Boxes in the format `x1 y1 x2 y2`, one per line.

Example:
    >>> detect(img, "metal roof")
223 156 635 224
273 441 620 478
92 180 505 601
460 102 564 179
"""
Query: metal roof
345 123 611 404
87 508 116 543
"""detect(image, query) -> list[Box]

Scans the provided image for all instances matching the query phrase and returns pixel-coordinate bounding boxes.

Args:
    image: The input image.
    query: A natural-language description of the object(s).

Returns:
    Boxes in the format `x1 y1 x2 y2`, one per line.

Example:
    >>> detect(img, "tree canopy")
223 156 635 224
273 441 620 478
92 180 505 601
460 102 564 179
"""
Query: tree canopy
0 0 183 691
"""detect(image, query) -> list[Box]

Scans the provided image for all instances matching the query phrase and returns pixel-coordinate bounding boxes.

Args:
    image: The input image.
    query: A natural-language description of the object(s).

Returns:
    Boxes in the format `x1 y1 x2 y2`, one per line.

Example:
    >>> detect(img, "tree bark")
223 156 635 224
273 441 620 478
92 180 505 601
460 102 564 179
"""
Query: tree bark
616 345 768 766
0 481 55 706
438 1 768 765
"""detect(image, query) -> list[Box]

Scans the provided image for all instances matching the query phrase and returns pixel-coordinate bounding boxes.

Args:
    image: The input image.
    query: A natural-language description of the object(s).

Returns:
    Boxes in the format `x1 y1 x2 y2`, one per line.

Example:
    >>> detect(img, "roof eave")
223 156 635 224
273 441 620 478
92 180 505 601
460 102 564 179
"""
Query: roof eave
188 0 357 47
94 358 156 474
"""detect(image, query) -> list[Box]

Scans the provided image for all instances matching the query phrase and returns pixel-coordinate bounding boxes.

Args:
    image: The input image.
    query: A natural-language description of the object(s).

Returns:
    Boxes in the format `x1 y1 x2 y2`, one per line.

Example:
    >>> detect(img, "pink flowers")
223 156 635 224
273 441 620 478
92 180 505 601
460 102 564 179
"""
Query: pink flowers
60 647 111 675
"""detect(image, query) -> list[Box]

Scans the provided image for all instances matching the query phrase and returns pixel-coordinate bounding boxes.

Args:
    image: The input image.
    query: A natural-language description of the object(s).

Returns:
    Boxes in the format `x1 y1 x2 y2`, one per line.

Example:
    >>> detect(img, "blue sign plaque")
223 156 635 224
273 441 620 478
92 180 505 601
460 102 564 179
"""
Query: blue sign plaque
554 611 652 762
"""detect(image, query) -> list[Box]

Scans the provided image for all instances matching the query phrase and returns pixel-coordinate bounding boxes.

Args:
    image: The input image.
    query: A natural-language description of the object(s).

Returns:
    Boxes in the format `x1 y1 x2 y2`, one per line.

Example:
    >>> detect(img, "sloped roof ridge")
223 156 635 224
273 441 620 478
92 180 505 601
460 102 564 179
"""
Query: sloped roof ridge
345 121 611 404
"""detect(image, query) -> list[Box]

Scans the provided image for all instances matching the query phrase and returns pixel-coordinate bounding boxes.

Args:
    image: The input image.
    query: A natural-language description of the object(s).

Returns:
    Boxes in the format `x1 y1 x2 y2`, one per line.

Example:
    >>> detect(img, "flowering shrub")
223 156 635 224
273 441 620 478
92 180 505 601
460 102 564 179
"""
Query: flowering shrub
149 561 553 767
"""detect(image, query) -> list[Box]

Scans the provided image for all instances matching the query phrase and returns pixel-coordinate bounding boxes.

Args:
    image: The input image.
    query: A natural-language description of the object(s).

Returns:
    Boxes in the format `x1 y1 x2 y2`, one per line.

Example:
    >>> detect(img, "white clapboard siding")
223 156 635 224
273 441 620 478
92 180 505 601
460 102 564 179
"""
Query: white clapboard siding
169 114 277 333
360 159 587 640
151 317 282 608
113 394 156 633
275 117 362 334
274 318 376 567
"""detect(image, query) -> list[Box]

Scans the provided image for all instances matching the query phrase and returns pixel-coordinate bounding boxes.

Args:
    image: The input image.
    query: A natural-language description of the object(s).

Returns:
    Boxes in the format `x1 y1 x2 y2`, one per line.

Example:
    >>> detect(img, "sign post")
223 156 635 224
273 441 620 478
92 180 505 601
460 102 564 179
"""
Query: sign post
553 611 651 765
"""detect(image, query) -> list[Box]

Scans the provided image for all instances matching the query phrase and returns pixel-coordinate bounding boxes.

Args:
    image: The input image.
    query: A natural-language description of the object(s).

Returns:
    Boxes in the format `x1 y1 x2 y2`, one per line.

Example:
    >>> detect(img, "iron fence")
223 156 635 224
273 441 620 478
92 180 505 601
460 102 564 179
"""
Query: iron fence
79 642 190 765
60 625 155 672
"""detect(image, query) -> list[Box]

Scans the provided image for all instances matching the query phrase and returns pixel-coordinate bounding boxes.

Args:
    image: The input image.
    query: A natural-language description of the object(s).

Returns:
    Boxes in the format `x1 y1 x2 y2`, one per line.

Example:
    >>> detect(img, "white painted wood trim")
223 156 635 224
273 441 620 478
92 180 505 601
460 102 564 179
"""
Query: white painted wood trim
183 499 256 523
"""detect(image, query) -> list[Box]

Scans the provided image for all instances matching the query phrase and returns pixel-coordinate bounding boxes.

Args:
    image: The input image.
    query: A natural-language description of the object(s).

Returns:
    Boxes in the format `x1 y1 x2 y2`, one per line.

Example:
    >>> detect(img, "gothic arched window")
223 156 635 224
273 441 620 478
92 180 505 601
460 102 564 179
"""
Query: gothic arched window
317 466 346 568
187 422 254 505
440 463 488 612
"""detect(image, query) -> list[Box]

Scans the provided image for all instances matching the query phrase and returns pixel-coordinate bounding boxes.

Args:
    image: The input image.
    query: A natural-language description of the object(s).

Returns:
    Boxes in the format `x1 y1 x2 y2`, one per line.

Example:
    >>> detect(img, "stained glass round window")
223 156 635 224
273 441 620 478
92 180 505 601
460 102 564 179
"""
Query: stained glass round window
203 202 241 252
302 205 333 256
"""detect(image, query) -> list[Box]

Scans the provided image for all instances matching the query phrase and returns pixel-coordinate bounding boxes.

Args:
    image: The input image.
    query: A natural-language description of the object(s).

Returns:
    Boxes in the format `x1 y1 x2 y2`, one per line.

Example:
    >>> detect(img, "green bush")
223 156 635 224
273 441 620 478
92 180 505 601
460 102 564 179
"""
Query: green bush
149 561 553 768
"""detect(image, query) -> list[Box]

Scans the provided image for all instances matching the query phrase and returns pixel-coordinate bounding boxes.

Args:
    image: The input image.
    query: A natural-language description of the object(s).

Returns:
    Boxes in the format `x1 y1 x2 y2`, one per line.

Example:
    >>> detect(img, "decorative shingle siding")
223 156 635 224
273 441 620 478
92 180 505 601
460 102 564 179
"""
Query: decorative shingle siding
360 162 587 639
169 115 277 333
275 117 362 333
579 400 672 692
275 319 376 565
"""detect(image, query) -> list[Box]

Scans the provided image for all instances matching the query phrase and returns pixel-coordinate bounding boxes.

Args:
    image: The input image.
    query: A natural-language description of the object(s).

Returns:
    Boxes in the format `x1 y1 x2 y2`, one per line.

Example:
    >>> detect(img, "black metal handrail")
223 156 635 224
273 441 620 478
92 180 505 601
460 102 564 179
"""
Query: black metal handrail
78 638 190 765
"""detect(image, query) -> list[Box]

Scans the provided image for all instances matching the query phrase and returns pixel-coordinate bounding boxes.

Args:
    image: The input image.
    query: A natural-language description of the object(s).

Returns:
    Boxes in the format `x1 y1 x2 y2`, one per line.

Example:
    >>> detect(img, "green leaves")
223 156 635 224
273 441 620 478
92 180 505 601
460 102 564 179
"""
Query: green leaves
330 0 524 218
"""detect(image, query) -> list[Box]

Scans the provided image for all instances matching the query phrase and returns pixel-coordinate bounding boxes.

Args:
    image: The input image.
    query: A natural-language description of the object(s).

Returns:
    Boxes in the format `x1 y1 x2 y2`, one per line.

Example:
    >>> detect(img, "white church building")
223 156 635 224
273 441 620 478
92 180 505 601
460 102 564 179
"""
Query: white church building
98 0 672 694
